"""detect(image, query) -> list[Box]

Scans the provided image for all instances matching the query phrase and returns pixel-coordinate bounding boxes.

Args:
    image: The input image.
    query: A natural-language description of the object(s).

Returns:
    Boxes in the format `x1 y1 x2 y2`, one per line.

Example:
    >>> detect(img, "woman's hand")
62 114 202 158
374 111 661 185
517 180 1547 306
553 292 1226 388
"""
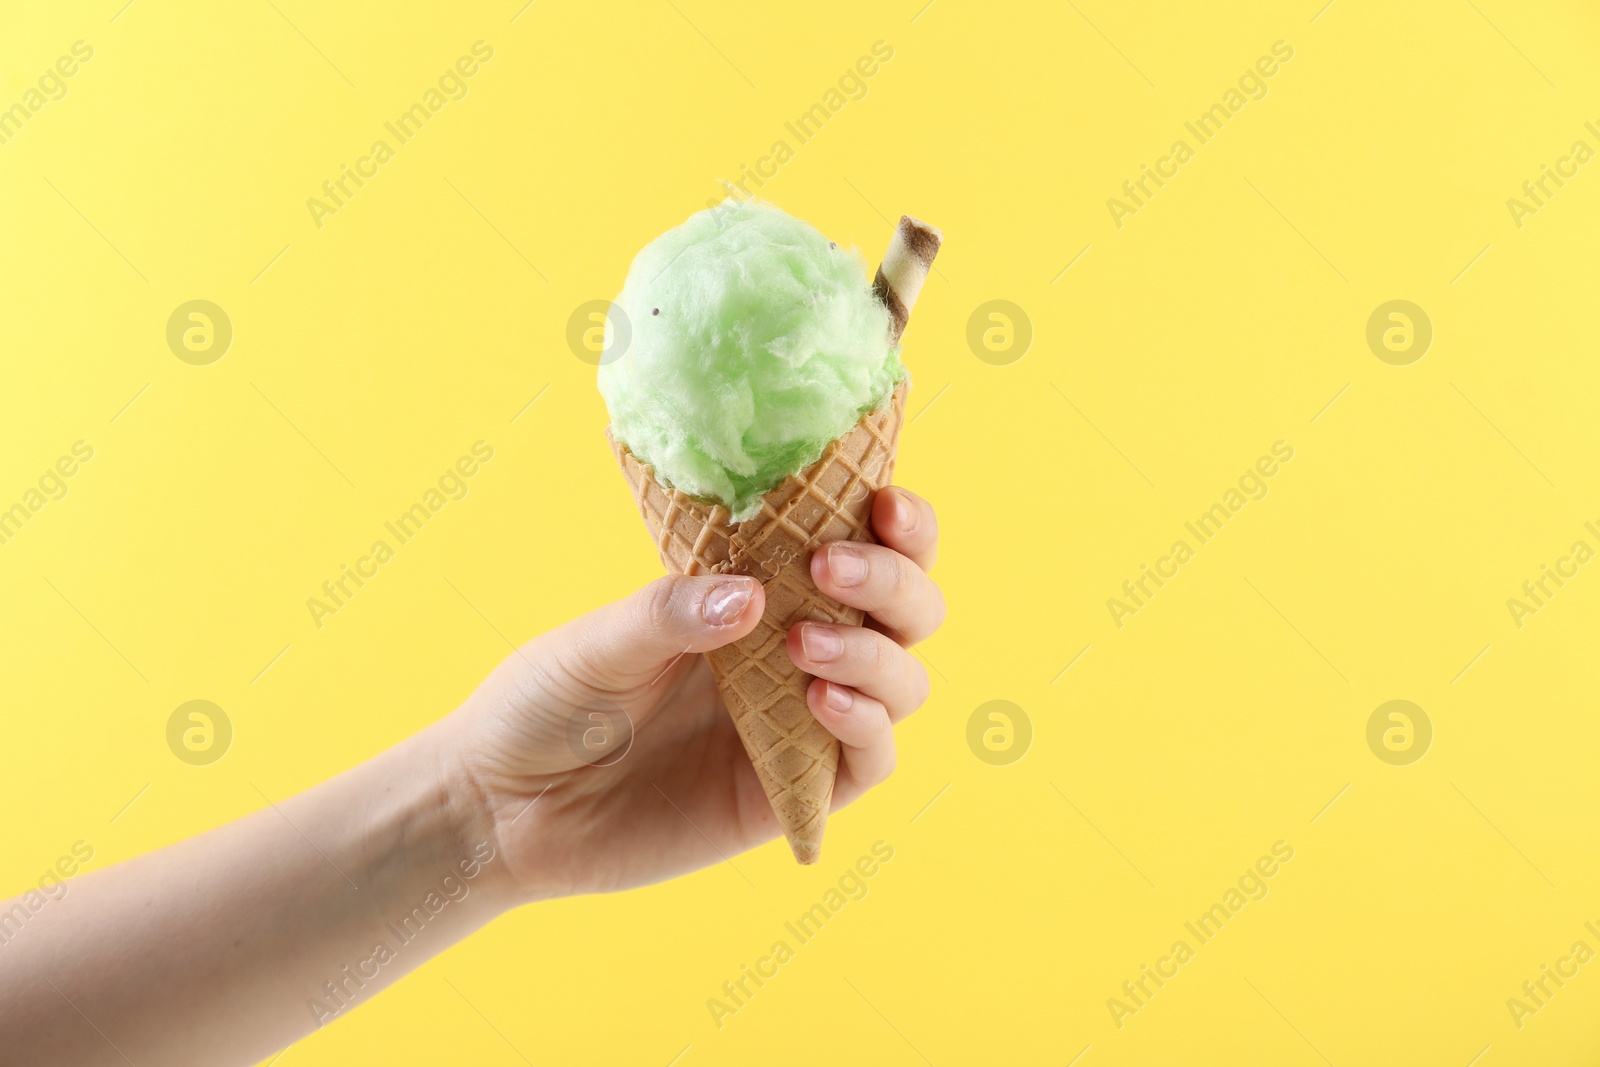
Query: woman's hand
0 486 942 1065
451 487 944 900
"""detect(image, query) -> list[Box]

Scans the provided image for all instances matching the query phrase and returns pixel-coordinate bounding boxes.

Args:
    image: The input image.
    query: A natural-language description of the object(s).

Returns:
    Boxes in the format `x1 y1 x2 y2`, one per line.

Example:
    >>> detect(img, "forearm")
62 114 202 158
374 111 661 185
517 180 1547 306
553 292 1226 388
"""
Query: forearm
0 713 512 1066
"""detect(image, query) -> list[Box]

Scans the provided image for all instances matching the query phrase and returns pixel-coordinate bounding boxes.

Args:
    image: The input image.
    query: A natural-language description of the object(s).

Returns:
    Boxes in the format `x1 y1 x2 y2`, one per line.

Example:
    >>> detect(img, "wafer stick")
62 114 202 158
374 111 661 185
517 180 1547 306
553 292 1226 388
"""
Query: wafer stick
872 215 943 344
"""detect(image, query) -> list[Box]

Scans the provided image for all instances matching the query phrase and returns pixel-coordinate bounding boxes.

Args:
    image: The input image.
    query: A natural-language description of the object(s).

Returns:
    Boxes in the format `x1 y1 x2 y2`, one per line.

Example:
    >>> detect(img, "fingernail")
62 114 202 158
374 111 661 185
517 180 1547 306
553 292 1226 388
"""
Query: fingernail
704 579 752 626
801 624 844 662
828 543 867 587
824 682 853 712
892 488 917 533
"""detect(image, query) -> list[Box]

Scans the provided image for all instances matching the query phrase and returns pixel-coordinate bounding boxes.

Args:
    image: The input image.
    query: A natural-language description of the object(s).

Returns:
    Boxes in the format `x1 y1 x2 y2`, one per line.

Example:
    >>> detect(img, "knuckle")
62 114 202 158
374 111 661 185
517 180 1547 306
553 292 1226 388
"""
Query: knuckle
883 550 915 598
910 661 931 709
917 503 940 565
640 575 685 634
874 743 898 784
866 631 896 673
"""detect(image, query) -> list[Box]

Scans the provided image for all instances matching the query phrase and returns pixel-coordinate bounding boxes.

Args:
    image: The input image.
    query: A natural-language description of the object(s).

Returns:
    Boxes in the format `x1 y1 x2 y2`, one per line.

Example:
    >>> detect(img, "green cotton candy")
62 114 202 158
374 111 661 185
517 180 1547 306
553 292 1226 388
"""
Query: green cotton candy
598 200 903 521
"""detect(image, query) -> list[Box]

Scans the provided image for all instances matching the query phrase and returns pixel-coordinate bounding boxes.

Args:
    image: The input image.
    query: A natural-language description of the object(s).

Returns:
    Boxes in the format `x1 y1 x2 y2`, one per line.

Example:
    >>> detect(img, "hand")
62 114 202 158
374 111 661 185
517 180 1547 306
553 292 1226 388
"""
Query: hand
449 487 944 900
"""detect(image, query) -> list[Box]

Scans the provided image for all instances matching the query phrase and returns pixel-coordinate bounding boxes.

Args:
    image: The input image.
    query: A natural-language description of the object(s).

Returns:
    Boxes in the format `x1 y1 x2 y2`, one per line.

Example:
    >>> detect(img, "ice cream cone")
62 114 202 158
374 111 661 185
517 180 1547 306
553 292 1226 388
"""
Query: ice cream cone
606 212 940 864
610 382 907 863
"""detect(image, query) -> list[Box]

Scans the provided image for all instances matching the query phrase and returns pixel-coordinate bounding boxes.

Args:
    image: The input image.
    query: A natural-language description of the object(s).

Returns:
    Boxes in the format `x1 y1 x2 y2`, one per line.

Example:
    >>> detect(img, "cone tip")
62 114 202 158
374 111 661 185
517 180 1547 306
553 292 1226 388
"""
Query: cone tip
789 839 821 865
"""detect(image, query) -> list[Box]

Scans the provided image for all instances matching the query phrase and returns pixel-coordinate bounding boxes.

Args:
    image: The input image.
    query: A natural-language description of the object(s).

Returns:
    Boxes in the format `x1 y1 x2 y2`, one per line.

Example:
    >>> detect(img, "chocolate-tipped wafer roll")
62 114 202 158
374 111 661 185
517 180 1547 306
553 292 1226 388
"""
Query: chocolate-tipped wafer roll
872 215 943 345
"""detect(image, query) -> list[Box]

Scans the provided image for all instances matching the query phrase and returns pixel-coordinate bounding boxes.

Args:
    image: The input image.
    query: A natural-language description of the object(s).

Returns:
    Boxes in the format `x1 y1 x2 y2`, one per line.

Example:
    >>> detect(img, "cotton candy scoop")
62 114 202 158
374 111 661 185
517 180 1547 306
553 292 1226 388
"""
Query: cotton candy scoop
597 200 903 521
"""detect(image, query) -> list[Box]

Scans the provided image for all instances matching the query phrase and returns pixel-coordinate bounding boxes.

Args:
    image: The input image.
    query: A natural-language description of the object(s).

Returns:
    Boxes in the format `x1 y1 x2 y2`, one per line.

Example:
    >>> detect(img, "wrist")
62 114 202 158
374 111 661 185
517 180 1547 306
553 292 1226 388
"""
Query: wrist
422 711 526 916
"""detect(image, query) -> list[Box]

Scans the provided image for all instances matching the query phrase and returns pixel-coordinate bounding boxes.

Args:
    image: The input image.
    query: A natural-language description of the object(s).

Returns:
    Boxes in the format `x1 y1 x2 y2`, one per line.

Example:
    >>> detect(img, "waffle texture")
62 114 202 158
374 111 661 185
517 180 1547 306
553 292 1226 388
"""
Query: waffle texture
611 381 908 863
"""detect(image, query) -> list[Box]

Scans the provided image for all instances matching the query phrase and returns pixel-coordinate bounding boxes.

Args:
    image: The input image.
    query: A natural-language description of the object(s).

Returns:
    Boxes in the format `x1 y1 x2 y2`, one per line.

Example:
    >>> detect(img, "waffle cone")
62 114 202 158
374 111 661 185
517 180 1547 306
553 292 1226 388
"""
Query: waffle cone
609 381 908 863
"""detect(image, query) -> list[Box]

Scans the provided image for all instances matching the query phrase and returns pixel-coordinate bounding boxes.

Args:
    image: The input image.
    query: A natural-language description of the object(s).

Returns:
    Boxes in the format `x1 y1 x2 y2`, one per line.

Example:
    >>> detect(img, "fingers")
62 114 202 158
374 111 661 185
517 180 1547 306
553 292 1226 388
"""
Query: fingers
807 680 895 792
575 575 765 687
871 487 938 571
787 622 929 722
811 541 945 645
790 488 938 810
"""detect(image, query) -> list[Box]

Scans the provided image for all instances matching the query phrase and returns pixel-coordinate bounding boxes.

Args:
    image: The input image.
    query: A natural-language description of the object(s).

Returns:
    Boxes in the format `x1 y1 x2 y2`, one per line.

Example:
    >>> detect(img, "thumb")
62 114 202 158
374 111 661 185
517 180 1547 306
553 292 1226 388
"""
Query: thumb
575 574 765 686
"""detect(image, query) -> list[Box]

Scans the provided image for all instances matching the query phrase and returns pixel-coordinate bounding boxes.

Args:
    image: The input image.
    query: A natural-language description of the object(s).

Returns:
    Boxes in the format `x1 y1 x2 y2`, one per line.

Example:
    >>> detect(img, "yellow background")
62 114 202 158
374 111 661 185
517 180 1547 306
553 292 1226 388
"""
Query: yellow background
3 0 1599 1063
